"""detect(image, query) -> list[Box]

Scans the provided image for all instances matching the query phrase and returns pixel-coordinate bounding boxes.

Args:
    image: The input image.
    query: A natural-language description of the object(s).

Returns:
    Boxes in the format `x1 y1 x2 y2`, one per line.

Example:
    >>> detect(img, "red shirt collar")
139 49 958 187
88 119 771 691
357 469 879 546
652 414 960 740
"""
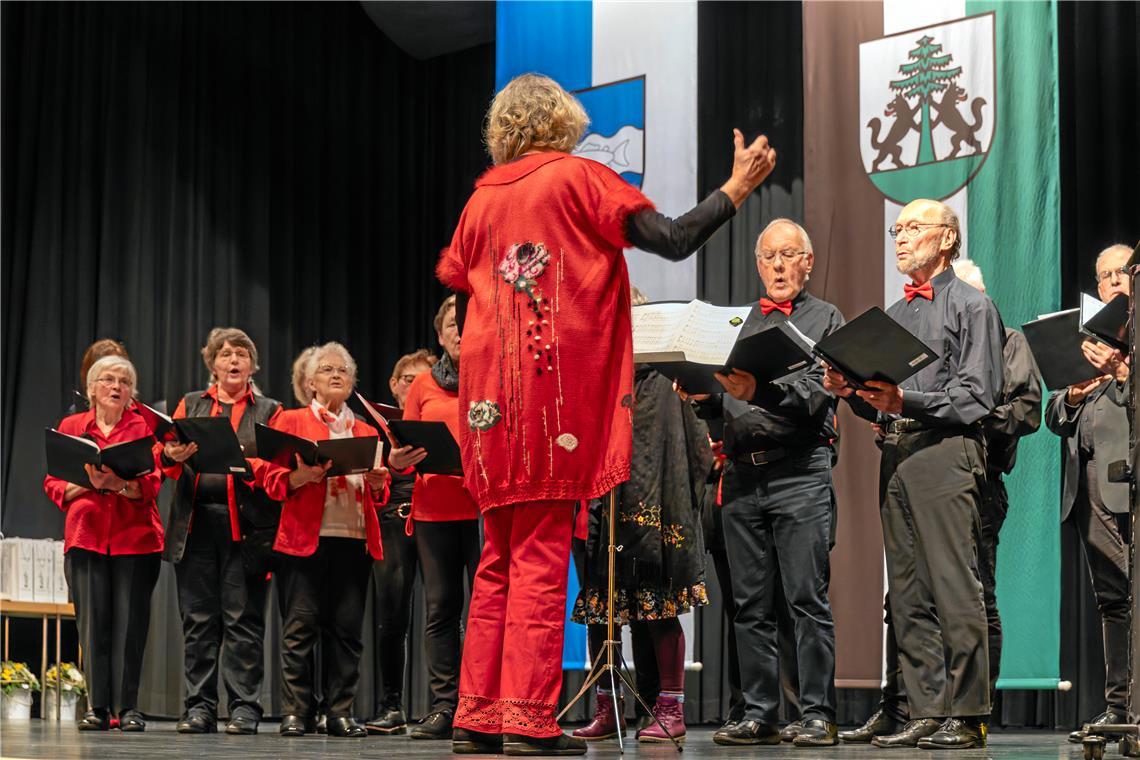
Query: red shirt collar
203 383 255 404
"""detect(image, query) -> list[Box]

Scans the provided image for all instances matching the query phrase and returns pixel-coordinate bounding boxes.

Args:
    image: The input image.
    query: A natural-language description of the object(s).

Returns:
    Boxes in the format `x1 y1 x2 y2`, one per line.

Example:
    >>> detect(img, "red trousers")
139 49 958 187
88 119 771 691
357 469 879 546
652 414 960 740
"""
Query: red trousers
454 500 574 737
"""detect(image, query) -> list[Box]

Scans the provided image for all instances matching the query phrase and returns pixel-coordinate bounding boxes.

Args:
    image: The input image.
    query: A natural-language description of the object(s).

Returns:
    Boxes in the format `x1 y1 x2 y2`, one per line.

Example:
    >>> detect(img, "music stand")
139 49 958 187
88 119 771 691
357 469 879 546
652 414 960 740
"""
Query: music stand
556 489 684 753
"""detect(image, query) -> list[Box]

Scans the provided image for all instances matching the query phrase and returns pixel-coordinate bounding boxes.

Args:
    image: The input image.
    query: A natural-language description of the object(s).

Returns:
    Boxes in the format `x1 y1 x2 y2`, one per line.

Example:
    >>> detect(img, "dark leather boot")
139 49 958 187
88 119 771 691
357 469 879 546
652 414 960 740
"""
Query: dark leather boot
503 733 587 756
571 691 625 740
453 727 504 754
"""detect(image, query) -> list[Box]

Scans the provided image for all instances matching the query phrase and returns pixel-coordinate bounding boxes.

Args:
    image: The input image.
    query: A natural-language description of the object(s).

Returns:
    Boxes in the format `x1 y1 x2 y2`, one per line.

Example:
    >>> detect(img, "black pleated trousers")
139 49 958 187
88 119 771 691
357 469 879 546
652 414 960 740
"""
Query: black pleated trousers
414 519 480 715
879 429 989 720
276 537 373 718
371 510 418 712
175 504 272 717
65 549 161 715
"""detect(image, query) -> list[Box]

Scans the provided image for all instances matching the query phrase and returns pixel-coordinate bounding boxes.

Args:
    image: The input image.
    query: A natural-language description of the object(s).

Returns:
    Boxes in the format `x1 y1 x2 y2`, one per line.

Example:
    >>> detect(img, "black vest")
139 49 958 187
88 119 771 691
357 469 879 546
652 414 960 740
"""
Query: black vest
162 389 283 564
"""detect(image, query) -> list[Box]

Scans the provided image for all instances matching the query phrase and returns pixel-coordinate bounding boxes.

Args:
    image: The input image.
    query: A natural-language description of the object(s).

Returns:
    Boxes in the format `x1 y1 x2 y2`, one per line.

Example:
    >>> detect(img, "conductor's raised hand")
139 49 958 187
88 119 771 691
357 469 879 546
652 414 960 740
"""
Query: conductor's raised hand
822 362 854 398
856 380 904 414
715 369 757 402
720 129 778 208
388 445 427 471
288 454 331 491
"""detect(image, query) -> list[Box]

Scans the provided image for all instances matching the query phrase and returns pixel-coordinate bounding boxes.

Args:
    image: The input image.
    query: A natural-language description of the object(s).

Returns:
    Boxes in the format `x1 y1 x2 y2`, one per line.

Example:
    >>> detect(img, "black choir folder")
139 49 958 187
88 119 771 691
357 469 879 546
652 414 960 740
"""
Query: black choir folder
635 302 938 395
386 420 463 477
255 424 378 477
1022 293 1131 390
169 416 250 475
45 429 155 488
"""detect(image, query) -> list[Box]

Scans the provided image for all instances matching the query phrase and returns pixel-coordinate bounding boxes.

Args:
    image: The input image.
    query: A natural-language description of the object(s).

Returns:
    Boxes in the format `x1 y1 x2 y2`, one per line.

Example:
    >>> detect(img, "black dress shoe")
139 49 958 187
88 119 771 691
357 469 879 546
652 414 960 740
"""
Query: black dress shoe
411 710 454 740
225 706 260 735
839 708 904 743
365 707 408 735
871 717 942 747
503 733 587 756
712 719 783 746
326 716 367 738
77 707 111 731
917 717 986 749
453 727 504 754
176 711 217 734
1071 711 1127 743
780 719 804 741
793 718 839 747
279 714 311 737
119 709 146 732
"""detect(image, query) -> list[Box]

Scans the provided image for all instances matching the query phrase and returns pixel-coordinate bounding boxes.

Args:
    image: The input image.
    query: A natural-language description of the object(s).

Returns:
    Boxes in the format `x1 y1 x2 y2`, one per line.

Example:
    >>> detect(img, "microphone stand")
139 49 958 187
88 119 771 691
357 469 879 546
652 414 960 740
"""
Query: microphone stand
556 489 683 753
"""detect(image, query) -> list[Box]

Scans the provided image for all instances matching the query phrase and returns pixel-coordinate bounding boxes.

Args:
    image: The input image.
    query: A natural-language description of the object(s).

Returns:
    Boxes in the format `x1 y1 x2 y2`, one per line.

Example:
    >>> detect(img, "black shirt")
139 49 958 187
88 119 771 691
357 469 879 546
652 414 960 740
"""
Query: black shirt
697 290 845 456
984 328 1043 475
849 267 1005 428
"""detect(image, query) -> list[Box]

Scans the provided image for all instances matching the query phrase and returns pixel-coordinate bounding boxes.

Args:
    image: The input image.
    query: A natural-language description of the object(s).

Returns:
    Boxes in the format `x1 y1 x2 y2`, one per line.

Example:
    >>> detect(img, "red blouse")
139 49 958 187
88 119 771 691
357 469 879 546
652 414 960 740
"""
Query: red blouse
43 410 164 555
437 152 653 511
258 407 388 559
402 371 479 522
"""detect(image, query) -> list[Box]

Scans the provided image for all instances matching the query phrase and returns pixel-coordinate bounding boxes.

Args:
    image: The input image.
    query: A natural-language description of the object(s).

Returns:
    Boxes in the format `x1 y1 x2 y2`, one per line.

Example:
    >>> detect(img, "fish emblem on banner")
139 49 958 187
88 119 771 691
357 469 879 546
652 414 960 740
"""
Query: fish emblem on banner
859 13 996 203
571 75 646 188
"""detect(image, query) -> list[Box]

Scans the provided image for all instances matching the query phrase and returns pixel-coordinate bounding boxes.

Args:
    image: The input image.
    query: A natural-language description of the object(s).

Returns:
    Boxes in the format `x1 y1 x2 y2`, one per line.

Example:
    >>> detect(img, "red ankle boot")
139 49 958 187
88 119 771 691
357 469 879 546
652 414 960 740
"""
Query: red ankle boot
572 692 625 740
637 695 686 744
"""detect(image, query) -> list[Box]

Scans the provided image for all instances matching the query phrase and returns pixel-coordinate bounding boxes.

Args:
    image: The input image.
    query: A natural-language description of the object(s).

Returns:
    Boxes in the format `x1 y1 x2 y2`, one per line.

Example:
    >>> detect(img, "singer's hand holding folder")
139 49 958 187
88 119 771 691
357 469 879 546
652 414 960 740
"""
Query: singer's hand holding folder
811 307 938 391
45 429 156 488
255 424 378 477
1022 293 1130 390
386 420 463 476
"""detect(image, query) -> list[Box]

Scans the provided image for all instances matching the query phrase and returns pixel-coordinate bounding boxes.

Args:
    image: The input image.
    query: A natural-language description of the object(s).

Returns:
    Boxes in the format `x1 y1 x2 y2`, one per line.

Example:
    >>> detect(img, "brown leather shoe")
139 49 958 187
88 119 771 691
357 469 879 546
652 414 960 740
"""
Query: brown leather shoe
839 708 904 743
792 719 839 747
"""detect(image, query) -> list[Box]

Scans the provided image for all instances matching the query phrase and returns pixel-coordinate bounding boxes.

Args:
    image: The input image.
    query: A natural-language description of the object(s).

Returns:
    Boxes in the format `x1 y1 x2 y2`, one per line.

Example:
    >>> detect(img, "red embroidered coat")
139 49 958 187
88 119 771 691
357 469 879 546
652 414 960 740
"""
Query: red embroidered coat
437 152 653 511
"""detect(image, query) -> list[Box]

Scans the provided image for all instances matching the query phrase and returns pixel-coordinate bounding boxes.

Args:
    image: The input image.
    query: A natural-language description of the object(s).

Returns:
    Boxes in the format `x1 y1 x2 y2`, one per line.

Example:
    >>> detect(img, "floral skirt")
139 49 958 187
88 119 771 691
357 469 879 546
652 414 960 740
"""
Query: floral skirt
570 582 708 626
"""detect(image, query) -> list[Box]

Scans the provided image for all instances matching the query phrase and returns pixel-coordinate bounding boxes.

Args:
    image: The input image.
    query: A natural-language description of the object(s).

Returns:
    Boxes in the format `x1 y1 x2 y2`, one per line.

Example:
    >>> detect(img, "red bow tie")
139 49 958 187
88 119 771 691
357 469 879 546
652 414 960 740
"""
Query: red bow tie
759 298 793 316
904 281 934 302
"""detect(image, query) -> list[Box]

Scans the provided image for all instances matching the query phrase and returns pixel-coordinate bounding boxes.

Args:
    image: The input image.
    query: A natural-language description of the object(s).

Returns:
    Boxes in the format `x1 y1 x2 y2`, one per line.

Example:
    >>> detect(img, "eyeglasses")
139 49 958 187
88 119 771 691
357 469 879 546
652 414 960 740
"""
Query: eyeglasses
95 375 133 387
217 348 251 361
756 249 807 263
397 374 418 385
316 365 350 377
888 222 948 240
1096 266 1130 283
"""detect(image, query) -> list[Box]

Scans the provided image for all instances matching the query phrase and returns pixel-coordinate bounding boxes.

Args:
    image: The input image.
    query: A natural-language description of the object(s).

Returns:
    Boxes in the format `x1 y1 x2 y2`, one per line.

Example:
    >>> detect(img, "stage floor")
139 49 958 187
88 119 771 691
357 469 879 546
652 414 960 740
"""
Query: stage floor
0 722 1096 759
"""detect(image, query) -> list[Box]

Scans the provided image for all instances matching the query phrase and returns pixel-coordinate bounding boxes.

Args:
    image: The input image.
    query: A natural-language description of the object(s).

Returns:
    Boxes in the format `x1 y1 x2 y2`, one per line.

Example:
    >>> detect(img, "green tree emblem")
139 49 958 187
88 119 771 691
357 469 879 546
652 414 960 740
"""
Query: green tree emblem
889 35 961 165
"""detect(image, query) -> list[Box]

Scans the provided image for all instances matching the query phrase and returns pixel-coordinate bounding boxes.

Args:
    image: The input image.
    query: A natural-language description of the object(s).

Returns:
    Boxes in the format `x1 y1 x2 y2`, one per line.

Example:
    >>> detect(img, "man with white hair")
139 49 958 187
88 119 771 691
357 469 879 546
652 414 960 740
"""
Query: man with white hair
825 199 1004 749
1046 243 1133 743
693 218 845 747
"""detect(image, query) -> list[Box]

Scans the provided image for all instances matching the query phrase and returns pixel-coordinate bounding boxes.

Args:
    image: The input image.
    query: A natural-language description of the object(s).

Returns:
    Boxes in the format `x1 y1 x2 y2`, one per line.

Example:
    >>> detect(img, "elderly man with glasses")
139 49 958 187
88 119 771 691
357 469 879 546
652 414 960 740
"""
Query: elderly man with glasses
687 218 845 748
1046 243 1134 743
825 199 1004 750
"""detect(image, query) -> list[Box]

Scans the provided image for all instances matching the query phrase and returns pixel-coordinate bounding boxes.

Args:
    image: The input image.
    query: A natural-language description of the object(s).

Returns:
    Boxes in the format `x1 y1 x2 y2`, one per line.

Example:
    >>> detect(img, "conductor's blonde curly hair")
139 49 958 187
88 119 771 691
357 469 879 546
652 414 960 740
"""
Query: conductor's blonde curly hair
485 74 590 165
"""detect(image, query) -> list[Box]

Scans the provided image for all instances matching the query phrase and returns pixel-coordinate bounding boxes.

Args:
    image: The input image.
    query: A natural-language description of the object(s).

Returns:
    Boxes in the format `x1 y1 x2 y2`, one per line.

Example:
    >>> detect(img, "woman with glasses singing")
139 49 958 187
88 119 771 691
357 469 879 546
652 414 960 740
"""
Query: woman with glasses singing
261 342 391 738
386 296 481 741
161 328 283 736
437 73 777 755
43 356 164 732
364 348 435 735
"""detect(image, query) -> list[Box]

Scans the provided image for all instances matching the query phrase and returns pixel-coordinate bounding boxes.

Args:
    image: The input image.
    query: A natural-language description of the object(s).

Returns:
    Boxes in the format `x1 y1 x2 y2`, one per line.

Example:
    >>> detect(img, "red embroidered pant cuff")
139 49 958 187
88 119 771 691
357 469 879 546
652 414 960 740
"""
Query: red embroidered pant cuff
454 499 574 738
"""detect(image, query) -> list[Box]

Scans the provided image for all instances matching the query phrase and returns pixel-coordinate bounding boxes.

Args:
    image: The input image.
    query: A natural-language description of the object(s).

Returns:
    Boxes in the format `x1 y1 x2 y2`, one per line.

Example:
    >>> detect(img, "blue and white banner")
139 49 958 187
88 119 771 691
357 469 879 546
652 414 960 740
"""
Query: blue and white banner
496 0 698 303
496 0 699 670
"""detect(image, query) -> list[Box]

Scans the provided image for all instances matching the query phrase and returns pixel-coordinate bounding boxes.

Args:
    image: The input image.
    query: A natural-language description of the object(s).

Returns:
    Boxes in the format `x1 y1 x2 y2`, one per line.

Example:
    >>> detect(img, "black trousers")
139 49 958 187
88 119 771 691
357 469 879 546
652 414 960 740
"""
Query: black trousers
722 447 836 726
414 519 480 715
1072 457 1130 715
276 537 373 717
371 508 417 712
175 504 272 717
880 430 989 719
65 549 161 714
709 519 746 722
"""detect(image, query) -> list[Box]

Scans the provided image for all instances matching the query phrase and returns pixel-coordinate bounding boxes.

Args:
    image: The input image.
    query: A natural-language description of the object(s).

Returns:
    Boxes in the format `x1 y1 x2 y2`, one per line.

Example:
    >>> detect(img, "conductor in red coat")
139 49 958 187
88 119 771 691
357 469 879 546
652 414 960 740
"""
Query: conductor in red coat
438 72 778 755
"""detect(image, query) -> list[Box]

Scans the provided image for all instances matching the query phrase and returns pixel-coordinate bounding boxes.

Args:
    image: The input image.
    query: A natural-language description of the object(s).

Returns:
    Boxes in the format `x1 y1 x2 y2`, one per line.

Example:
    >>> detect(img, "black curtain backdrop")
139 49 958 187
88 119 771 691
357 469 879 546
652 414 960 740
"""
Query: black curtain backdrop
1 0 493 719
3 0 1139 730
